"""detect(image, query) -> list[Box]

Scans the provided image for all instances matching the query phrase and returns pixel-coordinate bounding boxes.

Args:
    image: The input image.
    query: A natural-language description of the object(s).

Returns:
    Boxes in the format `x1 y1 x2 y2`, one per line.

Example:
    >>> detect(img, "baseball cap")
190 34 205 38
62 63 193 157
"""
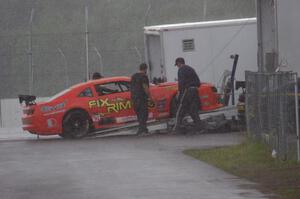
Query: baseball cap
174 57 185 66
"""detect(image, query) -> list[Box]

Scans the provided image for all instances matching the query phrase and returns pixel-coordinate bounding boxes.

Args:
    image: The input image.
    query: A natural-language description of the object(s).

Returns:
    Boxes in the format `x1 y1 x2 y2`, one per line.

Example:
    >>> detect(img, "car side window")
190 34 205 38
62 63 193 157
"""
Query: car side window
78 87 93 97
119 81 130 92
94 82 120 96
95 81 131 96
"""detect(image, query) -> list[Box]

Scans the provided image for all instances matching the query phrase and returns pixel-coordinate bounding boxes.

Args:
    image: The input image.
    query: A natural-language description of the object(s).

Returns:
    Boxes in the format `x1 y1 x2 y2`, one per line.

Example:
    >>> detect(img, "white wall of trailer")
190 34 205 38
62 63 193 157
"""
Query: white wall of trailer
277 0 300 74
145 18 257 89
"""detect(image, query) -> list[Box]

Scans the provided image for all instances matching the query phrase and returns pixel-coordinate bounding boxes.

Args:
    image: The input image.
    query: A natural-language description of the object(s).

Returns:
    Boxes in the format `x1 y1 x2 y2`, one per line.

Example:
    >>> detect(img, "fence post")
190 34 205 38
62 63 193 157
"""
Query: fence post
294 74 300 162
0 98 2 127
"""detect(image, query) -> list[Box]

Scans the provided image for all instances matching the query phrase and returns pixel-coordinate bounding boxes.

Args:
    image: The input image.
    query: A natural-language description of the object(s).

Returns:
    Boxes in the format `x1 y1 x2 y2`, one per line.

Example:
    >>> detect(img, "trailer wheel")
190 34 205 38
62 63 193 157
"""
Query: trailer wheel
61 110 90 139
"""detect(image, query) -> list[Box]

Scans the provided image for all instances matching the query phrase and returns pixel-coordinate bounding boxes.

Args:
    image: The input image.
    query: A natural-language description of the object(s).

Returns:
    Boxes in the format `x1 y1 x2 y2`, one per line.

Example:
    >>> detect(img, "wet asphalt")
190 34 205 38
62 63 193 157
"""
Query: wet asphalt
0 129 271 199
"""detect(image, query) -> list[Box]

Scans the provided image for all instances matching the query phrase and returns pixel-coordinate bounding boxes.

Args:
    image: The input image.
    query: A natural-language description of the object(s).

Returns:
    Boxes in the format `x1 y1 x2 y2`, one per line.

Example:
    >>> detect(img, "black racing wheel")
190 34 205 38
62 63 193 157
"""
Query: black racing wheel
61 110 90 139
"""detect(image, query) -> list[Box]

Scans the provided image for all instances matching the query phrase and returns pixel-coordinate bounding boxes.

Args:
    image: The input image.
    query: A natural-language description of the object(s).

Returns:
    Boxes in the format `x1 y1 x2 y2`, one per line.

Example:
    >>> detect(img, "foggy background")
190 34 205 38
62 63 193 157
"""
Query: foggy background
0 0 256 98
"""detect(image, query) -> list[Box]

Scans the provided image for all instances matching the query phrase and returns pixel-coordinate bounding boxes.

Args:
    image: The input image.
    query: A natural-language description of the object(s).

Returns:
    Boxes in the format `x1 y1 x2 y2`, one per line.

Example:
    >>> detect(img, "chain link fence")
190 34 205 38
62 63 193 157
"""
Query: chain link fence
245 71 300 160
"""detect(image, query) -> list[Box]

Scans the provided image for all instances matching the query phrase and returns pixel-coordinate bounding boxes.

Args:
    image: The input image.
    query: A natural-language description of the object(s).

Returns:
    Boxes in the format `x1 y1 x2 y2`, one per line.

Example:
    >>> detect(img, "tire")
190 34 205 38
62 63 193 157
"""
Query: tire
61 110 90 139
170 96 178 118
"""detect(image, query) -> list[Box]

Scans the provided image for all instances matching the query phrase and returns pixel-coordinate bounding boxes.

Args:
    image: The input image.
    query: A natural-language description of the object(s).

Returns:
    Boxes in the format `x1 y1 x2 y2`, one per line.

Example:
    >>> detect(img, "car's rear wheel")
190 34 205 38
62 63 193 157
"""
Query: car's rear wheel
61 110 90 139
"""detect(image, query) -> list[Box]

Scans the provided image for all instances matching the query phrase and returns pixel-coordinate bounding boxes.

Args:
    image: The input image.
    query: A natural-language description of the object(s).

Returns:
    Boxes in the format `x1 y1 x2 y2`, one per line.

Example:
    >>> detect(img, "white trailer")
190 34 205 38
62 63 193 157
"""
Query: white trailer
144 18 257 88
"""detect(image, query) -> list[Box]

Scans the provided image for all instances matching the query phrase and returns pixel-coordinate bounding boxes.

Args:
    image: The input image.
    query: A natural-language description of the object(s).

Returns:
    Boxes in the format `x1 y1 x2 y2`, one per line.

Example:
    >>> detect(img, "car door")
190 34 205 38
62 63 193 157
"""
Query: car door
91 80 136 128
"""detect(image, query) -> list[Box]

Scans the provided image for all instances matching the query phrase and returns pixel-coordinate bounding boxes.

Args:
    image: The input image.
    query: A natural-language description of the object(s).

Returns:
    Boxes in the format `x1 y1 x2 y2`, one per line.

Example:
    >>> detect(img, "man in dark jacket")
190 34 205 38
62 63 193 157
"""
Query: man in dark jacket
131 63 151 135
92 72 103 80
174 57 202 132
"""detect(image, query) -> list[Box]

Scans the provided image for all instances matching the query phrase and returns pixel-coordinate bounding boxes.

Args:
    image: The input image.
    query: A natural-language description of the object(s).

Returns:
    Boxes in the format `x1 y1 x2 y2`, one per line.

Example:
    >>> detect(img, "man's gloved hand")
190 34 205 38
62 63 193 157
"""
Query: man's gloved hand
176 92 183 103
147 98 155 108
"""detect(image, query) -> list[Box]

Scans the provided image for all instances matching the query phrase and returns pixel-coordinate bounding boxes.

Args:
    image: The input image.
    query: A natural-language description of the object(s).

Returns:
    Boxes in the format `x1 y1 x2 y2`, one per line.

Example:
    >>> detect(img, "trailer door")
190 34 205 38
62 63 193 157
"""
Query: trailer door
145 35 165 83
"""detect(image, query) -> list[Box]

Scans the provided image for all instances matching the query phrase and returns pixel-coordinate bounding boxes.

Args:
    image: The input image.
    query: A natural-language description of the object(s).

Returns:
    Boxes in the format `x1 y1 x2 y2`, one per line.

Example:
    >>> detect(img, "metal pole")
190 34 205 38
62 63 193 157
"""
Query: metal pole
94 47 104 75
144 4 151 26
230 54 239 106
85 6 89 81
144 4 151 77
144 34 150 74
28 8 34 94
203 0 207 21
274 0 279 69
294 74 300 162
58 48 69 87
134 46 142 63
256 0 264 72
0 99 2 127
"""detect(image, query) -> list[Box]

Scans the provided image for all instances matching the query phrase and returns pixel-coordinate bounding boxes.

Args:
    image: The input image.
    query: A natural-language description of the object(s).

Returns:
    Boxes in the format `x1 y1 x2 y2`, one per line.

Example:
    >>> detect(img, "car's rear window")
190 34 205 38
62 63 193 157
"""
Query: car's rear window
47 88 71 102
78 87 93 97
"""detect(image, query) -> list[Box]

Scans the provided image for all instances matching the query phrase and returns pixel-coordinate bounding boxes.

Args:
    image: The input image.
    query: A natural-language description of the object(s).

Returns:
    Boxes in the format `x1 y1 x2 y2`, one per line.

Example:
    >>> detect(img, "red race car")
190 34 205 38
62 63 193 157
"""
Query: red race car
19 76 223 138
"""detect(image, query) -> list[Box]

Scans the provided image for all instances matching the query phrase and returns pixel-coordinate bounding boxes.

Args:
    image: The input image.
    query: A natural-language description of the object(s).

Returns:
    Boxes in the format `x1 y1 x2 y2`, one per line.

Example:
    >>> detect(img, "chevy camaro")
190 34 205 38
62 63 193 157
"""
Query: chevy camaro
19 76 223 138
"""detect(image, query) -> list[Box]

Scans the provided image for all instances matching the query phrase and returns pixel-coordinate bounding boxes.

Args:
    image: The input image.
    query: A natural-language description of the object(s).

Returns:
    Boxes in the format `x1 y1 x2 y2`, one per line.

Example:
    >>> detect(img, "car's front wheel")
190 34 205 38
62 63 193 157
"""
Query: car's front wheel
61 110 90 139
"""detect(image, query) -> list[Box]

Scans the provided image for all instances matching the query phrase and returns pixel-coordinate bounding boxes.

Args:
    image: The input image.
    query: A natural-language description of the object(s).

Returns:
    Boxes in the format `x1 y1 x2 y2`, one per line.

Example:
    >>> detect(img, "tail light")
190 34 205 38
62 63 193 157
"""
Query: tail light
23 108 35 115
211 87 218 93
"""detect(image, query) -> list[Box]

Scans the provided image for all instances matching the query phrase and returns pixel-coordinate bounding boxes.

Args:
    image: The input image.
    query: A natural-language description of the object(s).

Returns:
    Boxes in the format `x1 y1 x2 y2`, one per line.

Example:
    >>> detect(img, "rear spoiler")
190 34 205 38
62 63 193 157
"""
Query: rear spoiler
18 95 36 106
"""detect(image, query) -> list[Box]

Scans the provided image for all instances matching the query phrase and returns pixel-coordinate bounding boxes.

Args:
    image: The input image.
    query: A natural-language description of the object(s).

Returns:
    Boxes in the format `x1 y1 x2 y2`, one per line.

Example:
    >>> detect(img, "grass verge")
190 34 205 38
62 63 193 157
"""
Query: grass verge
184 139 300 199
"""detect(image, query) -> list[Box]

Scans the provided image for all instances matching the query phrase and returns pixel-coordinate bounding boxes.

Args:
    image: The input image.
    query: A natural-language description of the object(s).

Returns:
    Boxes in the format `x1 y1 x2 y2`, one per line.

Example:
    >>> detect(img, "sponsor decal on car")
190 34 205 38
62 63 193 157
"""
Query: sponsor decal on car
41 101 66 113
113 112 154 124
44 109 66 116
115 115 137 123
89 98 132 113
47 118 57 128
200 95 209 99
203 102 211 106
92 113 102 122
158 112 169 117
156 99 167 112
89 98 156 114
164 86 177 91
99 117 116 125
